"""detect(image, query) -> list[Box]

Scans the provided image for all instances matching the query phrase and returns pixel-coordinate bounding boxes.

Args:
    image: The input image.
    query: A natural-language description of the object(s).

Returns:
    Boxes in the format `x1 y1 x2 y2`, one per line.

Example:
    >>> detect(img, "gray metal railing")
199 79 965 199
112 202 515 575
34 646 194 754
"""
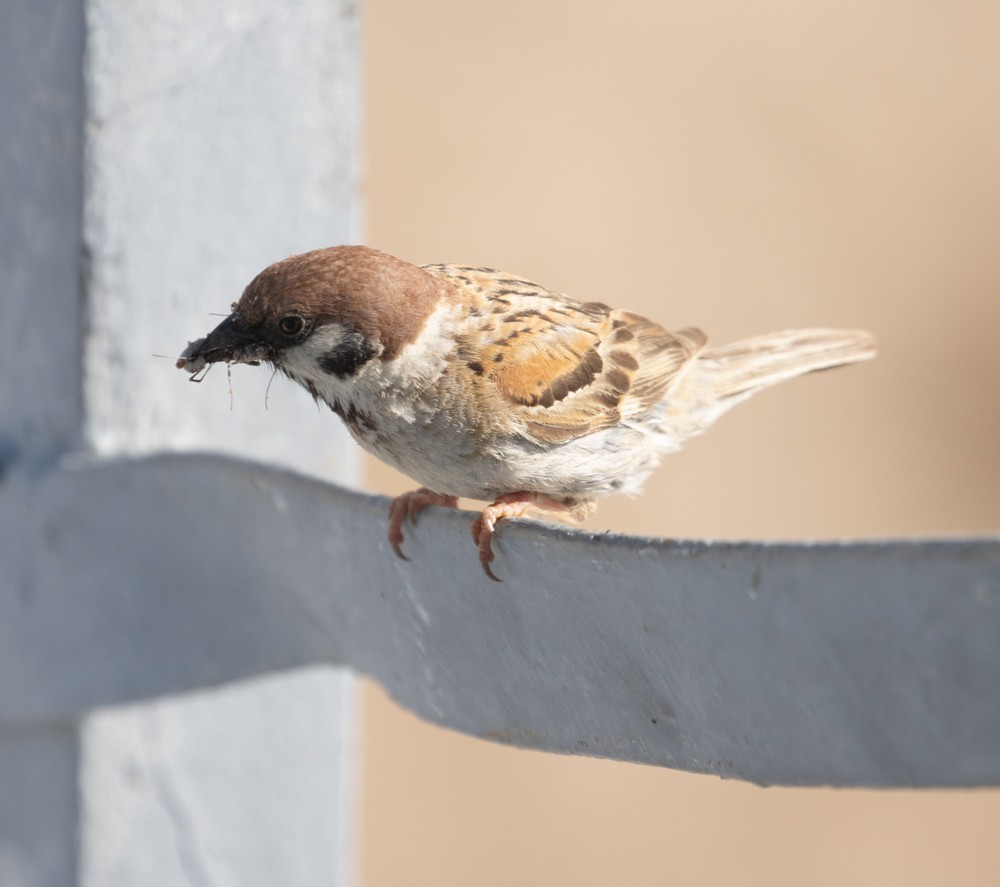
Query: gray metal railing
5 454 999 790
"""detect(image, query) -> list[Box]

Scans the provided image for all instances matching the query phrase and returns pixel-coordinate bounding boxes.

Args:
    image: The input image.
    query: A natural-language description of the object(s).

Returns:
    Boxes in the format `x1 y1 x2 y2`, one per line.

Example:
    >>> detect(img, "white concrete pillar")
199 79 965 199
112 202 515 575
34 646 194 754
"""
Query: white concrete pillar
1 0 361 884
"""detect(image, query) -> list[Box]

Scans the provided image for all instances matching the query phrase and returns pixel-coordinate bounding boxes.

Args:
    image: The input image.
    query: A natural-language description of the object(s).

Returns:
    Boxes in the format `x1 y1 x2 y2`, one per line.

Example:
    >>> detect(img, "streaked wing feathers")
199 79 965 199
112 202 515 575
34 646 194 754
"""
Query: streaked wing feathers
431 265 706 445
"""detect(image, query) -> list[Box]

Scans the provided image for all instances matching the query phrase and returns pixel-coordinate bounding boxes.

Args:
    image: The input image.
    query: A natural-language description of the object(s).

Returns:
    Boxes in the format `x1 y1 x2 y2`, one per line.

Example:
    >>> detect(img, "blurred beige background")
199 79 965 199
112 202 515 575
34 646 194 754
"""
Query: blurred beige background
358 1 1000 884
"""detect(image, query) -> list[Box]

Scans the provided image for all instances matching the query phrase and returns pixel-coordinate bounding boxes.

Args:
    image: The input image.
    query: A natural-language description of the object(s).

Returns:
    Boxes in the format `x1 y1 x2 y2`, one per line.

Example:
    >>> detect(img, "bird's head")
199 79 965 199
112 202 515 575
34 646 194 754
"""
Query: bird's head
177 245 444 393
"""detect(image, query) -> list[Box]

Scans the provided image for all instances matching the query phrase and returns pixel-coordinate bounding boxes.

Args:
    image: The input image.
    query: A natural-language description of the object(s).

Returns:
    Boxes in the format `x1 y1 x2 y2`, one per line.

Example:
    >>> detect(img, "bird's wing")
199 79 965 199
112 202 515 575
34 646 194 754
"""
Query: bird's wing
427 265 706 445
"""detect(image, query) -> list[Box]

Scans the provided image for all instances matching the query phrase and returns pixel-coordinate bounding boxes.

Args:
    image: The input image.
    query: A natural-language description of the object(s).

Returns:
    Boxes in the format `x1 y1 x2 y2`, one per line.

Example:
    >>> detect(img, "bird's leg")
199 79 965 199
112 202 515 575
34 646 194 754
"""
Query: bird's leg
387 488 459 561
471 492 592 582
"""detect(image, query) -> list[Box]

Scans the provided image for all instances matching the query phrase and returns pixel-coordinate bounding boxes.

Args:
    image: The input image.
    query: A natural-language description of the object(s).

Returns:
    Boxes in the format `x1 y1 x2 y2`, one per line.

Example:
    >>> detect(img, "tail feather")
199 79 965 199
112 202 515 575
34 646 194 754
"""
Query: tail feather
701 328 877 403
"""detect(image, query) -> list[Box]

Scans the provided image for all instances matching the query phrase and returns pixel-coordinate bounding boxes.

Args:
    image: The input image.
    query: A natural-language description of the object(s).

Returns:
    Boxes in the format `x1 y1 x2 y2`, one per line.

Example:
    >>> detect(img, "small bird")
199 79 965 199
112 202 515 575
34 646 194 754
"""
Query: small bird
178 245 876 580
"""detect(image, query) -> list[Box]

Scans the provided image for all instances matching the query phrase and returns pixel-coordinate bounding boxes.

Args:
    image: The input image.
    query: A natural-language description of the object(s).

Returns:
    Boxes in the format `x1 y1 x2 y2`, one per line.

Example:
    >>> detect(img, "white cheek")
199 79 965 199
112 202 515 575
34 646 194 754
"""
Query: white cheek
288 323 351 367
277 302 460 425
280 323 354 394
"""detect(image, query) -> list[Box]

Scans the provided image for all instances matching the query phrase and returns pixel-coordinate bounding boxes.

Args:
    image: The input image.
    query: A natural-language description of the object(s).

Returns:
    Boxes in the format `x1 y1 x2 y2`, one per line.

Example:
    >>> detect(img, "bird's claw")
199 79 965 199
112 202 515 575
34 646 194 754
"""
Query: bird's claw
389 490 573 581
386 489 458 562
471 513 502 582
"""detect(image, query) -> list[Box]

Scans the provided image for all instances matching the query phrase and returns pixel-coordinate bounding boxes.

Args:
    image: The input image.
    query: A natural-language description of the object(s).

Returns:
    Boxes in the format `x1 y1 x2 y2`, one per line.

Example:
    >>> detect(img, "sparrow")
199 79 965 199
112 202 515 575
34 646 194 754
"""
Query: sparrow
177 245 876 580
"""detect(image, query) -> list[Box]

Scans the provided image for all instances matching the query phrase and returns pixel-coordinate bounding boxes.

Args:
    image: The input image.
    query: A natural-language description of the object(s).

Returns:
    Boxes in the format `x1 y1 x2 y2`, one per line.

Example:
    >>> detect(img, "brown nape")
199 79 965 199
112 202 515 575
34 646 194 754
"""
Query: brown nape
237 245 454 359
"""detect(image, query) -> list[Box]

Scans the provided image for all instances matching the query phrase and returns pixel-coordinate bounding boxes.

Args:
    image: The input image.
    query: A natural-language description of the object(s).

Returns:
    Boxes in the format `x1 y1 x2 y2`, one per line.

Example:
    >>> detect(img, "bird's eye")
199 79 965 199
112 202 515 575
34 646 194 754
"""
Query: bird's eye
278 314 305 336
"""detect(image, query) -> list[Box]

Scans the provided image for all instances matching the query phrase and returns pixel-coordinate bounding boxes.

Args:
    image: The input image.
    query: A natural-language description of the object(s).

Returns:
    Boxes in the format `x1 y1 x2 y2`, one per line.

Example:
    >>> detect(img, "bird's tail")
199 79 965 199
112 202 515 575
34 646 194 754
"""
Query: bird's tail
700 328 877 408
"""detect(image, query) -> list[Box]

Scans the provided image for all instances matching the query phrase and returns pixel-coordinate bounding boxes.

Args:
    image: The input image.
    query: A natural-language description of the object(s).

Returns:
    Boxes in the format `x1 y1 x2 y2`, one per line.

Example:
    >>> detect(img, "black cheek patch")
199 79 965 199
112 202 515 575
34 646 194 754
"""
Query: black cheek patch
319 331 378 378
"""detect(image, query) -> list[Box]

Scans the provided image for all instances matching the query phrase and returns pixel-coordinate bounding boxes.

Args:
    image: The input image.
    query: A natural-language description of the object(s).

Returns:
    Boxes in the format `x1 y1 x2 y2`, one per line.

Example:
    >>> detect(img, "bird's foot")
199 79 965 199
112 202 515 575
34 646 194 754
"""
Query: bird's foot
387 488 459 560
471 492 581 582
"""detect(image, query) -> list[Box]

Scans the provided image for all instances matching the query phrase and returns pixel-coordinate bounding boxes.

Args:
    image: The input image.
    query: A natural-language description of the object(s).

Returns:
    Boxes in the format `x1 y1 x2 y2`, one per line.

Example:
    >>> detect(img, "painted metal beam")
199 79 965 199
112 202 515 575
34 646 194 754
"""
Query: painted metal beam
2 453 997 787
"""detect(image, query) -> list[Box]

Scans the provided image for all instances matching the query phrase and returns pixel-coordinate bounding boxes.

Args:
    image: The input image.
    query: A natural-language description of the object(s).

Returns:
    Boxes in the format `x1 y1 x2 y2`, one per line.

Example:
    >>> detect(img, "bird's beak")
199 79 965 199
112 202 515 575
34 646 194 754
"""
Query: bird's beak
176 314 272 375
